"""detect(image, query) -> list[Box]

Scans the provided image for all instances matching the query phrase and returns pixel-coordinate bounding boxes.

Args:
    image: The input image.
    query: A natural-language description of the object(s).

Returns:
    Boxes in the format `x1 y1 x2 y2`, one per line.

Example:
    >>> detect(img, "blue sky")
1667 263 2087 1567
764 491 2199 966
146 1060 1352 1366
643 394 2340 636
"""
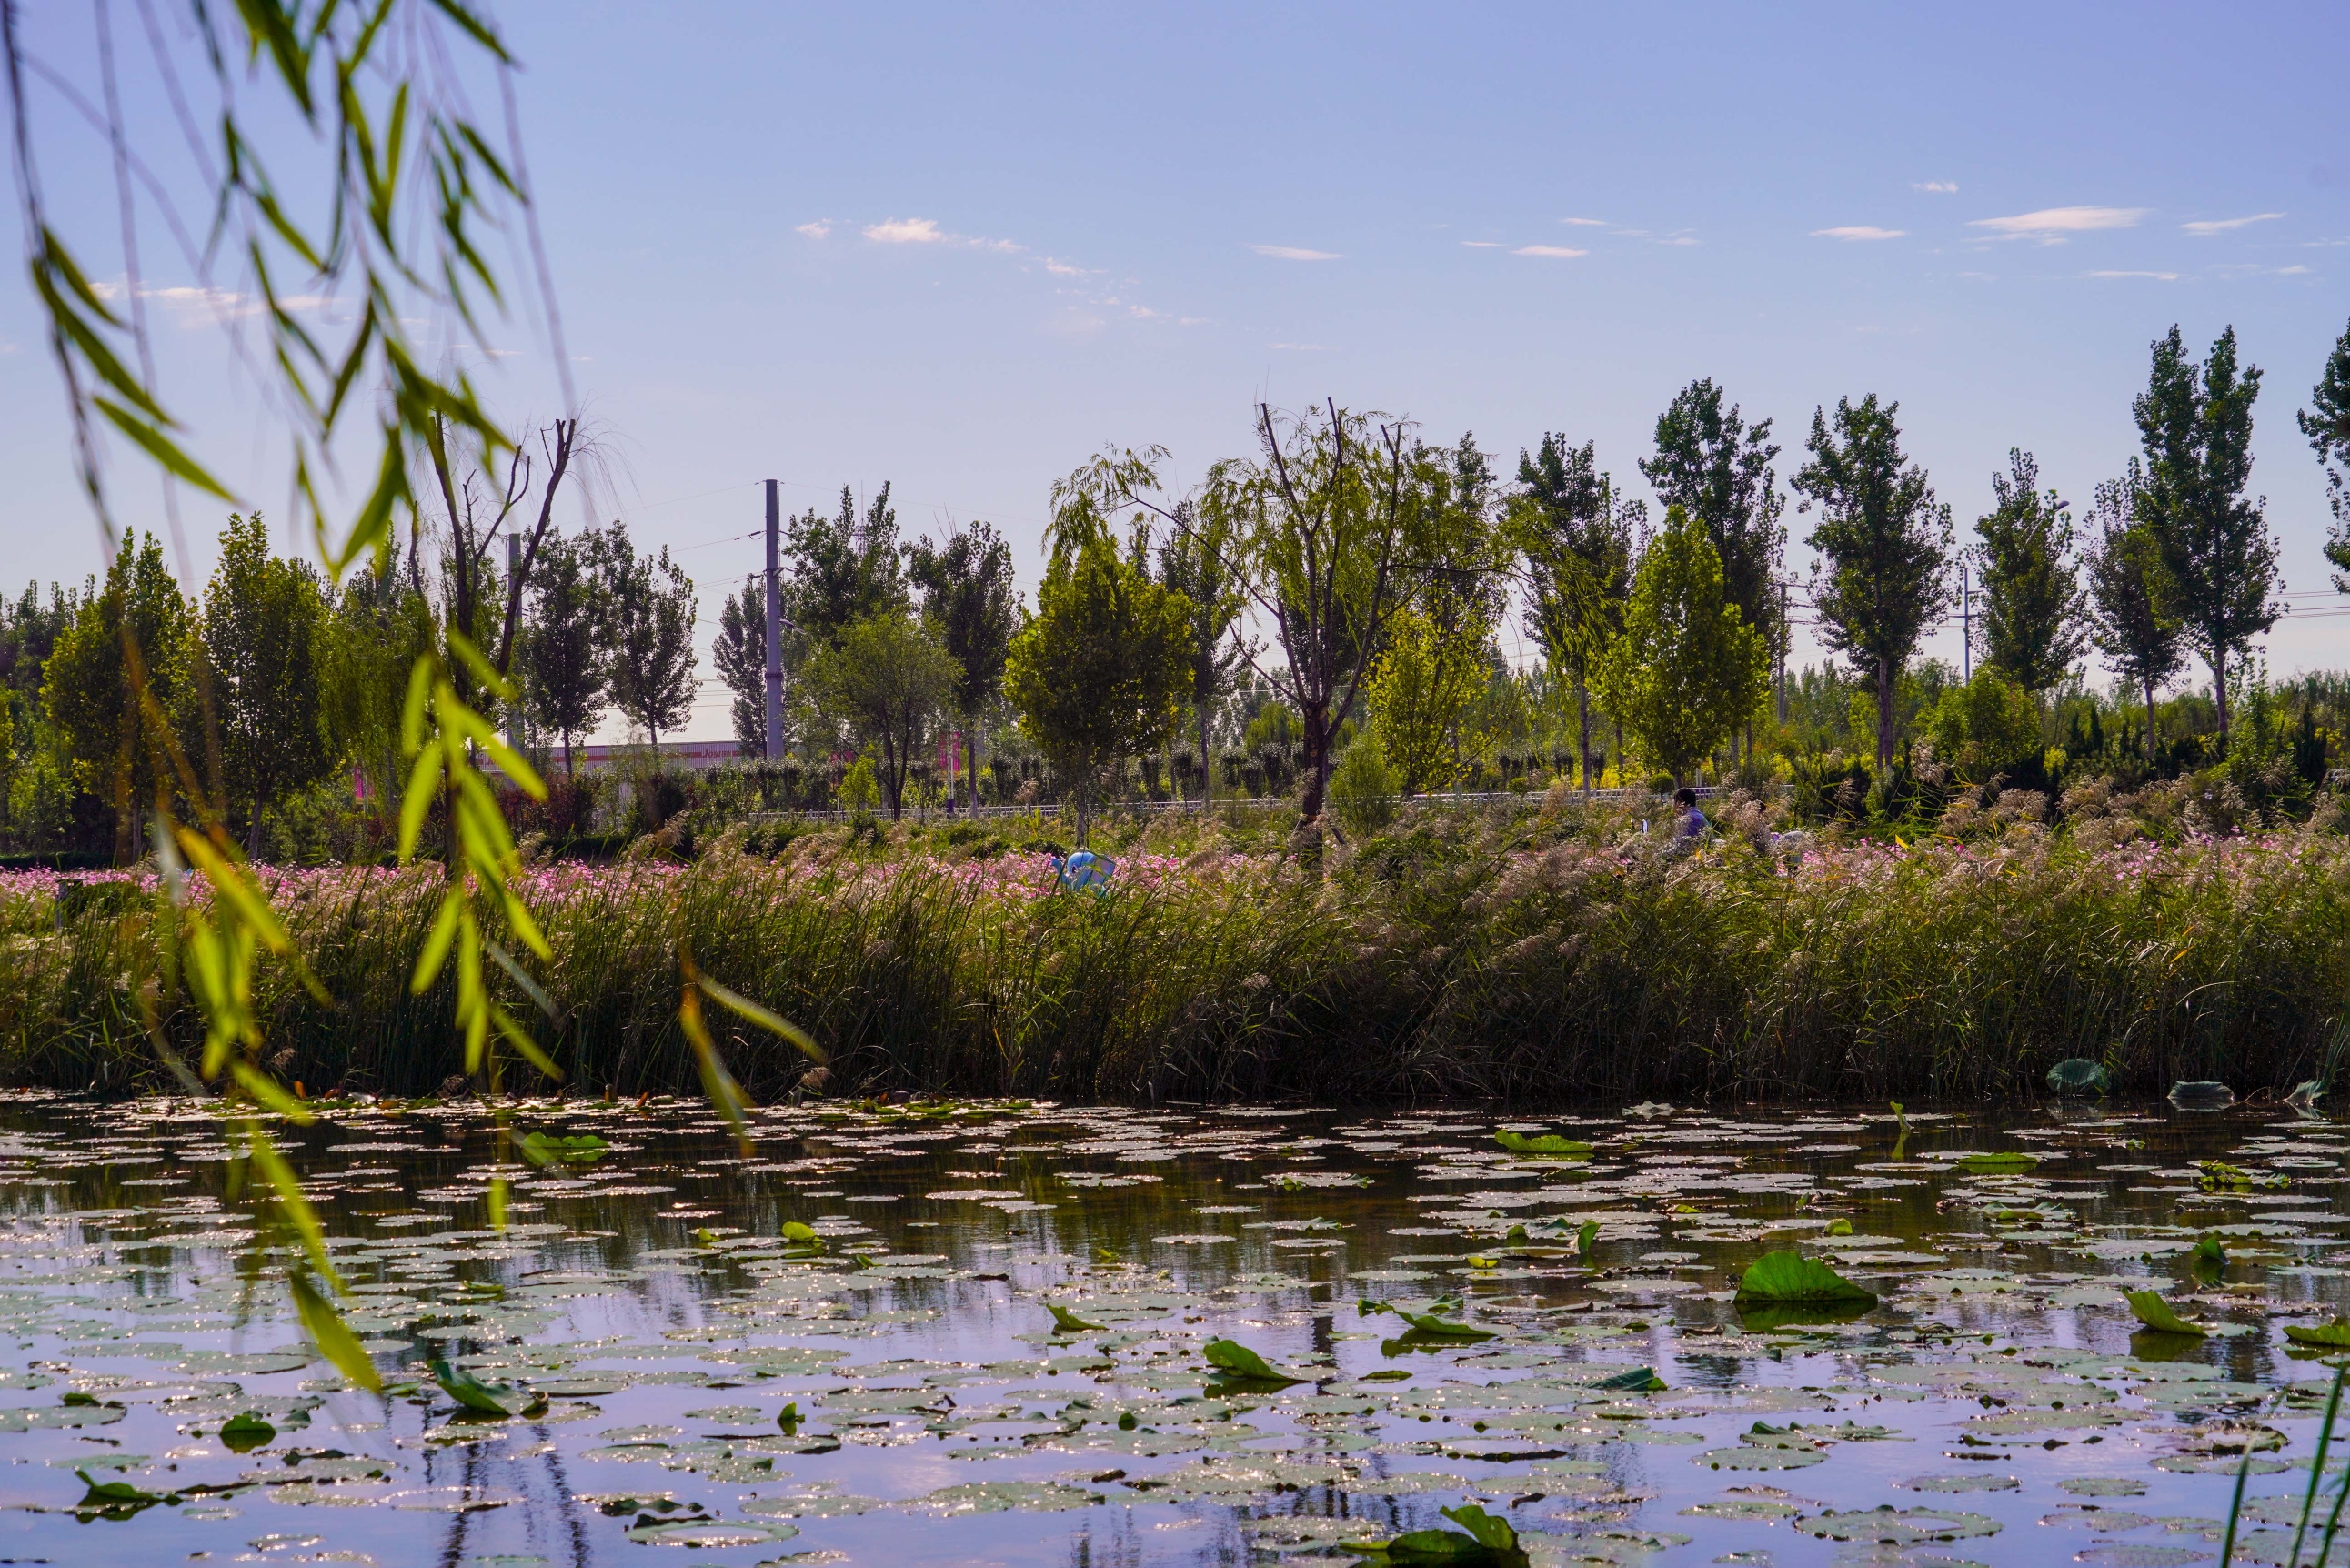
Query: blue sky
5 3 2348 739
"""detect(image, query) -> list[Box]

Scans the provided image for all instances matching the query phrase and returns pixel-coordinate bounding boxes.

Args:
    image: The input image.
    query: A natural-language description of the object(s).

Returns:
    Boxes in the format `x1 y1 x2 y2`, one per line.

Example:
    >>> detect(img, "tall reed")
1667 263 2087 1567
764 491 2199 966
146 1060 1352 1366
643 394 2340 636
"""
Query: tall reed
5 819 2348 1103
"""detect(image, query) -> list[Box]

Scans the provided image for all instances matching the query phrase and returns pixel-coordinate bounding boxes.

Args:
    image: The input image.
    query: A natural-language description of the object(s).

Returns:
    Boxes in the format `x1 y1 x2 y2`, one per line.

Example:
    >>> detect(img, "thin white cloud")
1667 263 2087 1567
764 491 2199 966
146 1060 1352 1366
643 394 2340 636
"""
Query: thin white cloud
1913 180 1959 194
1813 226 1906 242
796 220 833 239
2086 269 2181 281
1968 206 2149 243
1250 245 1341 261
1460 240 1502 248
1658 236 1700 246
864 217 945 245
861 217 1020 252
1512 245 1587 258
2276 264 2314 275
2182 212 2285 235
1561 217 1609 227
1043 257 1089 277
1270 342 1331 351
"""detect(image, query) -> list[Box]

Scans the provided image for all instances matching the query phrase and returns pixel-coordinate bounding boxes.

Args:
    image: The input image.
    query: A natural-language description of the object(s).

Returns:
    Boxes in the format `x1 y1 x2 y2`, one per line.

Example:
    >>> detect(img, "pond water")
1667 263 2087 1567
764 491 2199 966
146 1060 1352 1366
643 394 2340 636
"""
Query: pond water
0 1094 2346 1567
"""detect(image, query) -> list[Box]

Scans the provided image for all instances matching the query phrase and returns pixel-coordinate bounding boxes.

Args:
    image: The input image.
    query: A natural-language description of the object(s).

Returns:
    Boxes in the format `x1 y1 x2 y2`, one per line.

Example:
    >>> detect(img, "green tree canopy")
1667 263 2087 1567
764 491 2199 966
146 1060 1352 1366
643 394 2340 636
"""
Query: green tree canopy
1153 495 1249 804
42 531 194 861
2083 462 2185 764
1793 394 1953 770
785 484 908 651
196 514 335 855
1003 533 1193 841
1640 379 1786 687
1924 668 2042 779
1592 507 1768 786
521 529 614 778
713 573 768 759
809 608 959 820
598 521 698 758
2299 315 2350 591
1366 601 1492 795
907 519 1019 800
1510 434 1641 789
2133 324 2276 743
1973 449 2085 693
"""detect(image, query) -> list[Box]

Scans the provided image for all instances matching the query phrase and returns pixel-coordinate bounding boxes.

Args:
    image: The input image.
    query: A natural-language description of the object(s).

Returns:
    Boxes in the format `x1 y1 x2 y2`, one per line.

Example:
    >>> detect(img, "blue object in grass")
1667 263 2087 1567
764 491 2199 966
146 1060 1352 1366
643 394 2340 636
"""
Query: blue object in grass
1054 849 1115 895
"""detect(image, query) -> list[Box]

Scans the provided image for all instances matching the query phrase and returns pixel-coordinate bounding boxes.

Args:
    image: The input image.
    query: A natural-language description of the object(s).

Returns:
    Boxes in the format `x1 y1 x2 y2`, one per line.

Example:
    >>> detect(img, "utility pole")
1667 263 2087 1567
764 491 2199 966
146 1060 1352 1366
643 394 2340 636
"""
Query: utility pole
1960 562 1972 682
505 532 523 752
764 480 785 762
1775 579 1789 726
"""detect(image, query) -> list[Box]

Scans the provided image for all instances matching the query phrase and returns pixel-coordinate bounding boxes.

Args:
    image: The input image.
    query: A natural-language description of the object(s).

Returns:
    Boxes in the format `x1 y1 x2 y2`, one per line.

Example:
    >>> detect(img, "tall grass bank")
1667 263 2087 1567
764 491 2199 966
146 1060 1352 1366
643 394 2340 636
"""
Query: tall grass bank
6 815 2349 1104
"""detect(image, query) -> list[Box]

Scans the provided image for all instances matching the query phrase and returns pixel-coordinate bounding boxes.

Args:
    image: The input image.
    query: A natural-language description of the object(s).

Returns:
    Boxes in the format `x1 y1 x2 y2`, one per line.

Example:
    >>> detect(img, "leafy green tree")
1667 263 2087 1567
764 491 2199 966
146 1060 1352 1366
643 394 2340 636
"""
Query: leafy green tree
1366 602 1491 794
519 529 612 778
1152 498 1249 805
811 609 959 819
196 514 335 856
907 520 1019 802
1793 394 1953 770
2300 315 2350 590
323 547 438 819
1973 449 2085 694
712 574 768 758
1591 507 1767 785
2133 325 2277 744
42 532 195 862
1923 668 2042 779
598 521 698 759
785 485 908 651
1003 533 1193 842
1511 435 1641 789
1640 379 1785 749
2083 463 2185 764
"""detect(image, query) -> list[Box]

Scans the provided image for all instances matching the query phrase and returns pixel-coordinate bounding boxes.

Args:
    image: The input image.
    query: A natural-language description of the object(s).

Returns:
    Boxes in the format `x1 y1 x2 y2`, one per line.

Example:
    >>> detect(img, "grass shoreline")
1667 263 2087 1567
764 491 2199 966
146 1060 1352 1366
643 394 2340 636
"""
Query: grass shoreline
5 805 2347 1105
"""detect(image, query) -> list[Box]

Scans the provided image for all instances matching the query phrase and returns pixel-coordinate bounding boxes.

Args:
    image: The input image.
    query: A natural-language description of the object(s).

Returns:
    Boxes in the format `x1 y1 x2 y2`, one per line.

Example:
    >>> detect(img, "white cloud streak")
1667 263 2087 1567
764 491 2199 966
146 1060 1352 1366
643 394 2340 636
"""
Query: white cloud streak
2086 269 2181 281
1250 245 1341 261
1913 180 1959 193
2182 212 2285 235
795 220 833 239
1968 206 2149 242
1512 244 1587 258
1813 226 1906 242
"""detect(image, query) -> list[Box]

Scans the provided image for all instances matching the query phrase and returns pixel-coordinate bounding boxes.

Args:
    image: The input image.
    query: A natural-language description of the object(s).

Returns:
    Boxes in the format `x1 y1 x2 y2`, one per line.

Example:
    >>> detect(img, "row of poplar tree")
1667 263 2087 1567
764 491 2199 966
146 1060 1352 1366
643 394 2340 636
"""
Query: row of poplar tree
5 313 2347 855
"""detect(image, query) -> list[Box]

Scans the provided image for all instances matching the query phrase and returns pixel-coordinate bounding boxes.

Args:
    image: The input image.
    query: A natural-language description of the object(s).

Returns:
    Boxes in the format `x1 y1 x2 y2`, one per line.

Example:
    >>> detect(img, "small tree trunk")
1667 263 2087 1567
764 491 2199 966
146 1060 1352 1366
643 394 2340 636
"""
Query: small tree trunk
1577 683 1593 794
1299 708 1331 821
247 793 265 860
2144 677 2160 766
1875 656 1895 772
2211 653 2231 750
1197 709 1211 809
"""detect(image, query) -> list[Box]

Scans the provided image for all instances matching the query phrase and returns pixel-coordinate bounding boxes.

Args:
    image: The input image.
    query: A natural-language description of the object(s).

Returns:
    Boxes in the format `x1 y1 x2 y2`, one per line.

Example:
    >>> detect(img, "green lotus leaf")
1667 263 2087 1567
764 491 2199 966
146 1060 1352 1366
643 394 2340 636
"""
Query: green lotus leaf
1732 1250 1876 1306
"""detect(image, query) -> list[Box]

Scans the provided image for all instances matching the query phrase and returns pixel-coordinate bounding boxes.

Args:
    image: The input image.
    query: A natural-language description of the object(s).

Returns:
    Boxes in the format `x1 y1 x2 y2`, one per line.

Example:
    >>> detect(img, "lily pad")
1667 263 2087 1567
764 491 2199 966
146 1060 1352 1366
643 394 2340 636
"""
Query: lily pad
2047 1059 2111 1095
1732 1251 1877 1307
2124 1290 2207 1337
1494 1131 1593 1158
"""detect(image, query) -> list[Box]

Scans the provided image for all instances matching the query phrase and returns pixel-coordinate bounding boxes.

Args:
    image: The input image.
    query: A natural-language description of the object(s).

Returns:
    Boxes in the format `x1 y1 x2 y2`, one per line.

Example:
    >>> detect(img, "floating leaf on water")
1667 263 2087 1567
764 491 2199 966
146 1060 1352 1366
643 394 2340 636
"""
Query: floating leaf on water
1592 1366 1667 1392
2124 1290 2207 1337
1825 1218 1854 1236
1339 1502 1521 1563
2284 1319 2350 1348
1047 1303 1106 1333
1494 1131 1592 1158
1732 1251 1877 1307
1954 1152 2040 1174
517 1132 608 1169
2048 1059 2111 1096
219 1411 275 1452
2170 1081 2236 1110
75 1470 180 1517
1793 1505 2000 1543
1201 1339 1308 1386
431 1358 546 1418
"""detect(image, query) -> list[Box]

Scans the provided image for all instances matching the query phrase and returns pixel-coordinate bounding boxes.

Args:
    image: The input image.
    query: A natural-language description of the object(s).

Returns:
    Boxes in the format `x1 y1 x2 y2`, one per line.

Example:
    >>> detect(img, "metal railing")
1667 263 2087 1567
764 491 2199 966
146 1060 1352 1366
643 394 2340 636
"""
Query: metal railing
745 783 1728 828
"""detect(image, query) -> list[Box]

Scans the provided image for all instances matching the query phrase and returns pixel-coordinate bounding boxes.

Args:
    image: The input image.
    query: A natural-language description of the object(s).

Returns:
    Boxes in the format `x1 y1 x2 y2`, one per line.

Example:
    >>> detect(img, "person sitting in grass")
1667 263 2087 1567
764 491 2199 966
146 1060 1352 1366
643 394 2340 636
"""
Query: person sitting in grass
1670 786 1708 852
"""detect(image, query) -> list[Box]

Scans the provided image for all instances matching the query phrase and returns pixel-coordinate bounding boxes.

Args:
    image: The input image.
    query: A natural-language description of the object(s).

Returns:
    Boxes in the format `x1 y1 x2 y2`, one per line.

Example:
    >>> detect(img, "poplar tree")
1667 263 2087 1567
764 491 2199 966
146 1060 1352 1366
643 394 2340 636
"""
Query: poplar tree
598 522 698 759
1511 436 1640 789
1591 506 1767 786
2083 462 2185 764
2132 325 2276 744
1973 449 2085 693
520 530 612 778
713 575 769 758
1792 395 1953 771
2301 316 2350 590
196 513 334 856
